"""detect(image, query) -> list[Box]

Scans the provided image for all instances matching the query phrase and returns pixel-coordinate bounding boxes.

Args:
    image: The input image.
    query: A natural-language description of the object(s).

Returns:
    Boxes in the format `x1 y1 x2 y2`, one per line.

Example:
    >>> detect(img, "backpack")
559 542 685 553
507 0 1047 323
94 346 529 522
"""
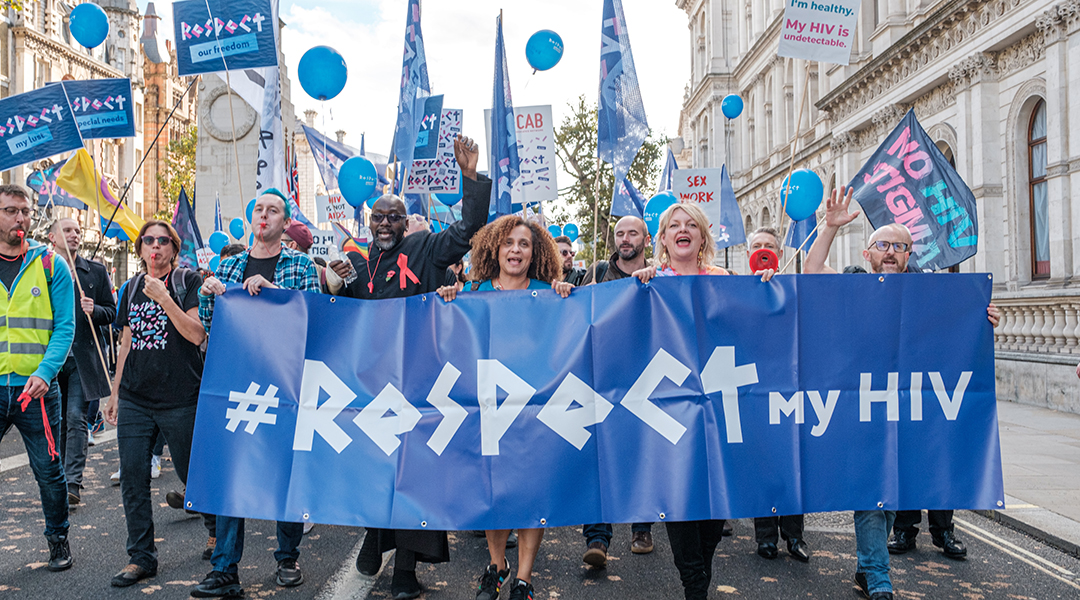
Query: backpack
590 261 610 285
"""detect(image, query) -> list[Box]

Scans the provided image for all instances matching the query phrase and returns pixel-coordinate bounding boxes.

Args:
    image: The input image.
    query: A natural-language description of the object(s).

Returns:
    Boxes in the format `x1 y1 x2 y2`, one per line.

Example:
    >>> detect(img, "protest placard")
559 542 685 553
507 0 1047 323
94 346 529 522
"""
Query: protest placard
405 108 462 195
777 0 861 65
315 193 349 224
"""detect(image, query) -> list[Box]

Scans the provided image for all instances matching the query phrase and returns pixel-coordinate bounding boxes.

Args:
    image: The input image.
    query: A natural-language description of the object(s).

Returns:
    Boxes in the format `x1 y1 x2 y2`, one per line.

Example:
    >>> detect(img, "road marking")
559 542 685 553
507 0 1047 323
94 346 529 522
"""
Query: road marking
955 516 1080 589
314 532 393 600
0 430 117 474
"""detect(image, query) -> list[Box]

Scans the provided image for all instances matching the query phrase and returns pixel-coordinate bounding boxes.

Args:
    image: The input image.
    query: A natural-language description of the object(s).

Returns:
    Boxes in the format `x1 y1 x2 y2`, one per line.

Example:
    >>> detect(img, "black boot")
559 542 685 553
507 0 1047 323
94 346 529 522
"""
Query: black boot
46 534 73 571
355 532 382 576
391 568 421 600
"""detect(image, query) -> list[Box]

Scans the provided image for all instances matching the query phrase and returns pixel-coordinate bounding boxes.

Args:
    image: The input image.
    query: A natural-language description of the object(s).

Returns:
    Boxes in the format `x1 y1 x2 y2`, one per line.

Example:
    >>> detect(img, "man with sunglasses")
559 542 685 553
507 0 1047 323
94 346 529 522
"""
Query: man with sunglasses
804 186 999 600
554 236 586 286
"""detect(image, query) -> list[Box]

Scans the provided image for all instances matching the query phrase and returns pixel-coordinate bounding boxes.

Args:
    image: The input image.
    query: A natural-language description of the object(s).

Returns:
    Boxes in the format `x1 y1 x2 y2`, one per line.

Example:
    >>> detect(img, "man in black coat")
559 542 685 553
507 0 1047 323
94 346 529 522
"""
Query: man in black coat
328 135 490 600
49 218 115 506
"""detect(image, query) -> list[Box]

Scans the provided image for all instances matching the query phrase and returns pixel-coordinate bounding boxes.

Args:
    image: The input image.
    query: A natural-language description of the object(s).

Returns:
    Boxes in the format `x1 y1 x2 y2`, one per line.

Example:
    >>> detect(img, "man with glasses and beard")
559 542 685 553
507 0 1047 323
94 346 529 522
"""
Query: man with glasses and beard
554 236 586 285
581 216 650 285
328 134 491 600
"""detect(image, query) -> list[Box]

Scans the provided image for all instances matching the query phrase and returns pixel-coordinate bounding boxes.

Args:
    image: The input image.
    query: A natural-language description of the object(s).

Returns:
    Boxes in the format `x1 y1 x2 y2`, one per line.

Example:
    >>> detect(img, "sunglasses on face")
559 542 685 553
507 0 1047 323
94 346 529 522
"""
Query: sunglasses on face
141 235 173 247
560 250 574 257
369 213 407 224
868 241 911 253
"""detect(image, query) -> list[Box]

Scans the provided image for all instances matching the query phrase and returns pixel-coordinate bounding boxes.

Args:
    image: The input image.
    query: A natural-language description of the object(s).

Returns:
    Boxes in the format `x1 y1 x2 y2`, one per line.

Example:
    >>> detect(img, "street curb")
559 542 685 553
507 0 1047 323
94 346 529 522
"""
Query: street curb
976 495 1080 559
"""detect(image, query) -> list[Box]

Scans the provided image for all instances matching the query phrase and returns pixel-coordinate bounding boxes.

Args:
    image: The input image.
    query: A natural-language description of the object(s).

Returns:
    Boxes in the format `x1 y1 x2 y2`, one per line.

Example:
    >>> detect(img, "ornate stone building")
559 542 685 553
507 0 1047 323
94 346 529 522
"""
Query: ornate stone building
676 0 1080 412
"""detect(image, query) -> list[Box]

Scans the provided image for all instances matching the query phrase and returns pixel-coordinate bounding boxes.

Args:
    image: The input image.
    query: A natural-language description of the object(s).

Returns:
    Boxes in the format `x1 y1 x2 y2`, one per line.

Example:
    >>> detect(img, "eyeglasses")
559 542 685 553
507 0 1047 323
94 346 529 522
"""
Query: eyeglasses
0 207 32 217
369 213 407 224
868 240 911 253
141 235 173 247
560 250 574 257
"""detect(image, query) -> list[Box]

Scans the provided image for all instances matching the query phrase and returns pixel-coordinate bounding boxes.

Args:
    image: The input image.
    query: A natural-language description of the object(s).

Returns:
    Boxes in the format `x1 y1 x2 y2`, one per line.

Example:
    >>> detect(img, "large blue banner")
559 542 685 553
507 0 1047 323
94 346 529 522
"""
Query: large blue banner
61 78 135 140
187 275 1003 530
172 0 278 77
0 85 83 173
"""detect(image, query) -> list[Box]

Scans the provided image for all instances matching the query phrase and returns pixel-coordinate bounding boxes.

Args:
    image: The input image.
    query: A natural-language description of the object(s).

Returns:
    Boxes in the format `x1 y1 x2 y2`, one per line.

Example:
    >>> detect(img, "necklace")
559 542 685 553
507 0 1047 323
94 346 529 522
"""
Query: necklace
365 251 384 295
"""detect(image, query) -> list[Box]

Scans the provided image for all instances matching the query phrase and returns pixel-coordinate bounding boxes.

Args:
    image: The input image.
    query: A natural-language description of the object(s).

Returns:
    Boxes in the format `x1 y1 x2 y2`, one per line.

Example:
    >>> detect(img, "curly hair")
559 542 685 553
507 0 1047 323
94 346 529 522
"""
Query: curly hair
656 203 716 268
468 216 563 284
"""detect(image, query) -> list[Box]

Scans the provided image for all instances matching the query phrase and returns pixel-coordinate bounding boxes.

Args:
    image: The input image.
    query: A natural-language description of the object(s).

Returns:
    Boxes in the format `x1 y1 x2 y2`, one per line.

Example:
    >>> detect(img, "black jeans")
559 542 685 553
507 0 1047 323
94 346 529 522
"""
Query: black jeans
665 520 725 600
117 398 214 571
894 509 954 537
58 357 90 489
753 514 804 544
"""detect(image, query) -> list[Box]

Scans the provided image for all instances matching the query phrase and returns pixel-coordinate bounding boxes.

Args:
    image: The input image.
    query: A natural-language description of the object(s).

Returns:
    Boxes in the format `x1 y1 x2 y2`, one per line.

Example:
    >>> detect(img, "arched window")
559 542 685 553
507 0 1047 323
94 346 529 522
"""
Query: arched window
745 214 753 234
1029 100 1049 278
762 206 772 228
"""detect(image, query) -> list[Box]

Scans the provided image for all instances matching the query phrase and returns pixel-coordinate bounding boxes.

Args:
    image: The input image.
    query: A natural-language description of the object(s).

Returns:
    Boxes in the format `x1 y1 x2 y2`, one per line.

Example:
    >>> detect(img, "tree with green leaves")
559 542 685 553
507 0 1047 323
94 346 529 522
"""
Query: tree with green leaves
154 126 197 220
552 95 666 264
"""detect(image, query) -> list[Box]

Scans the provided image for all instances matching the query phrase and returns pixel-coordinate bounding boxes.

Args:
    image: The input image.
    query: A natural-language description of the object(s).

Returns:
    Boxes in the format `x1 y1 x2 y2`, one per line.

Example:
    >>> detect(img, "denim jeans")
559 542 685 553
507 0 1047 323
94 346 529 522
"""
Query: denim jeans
582 522 653 546
212 516 304 575
117 398 214 571
0 382 68 537
58 357 90 489
894 509 954 537
854 510 896 595
665 520 725 600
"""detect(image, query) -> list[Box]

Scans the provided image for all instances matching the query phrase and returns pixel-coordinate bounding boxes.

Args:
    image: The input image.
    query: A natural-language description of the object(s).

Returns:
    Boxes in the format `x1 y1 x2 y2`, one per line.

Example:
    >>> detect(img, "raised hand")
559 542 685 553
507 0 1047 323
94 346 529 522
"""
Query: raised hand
454 135 479 180
824 185 860 229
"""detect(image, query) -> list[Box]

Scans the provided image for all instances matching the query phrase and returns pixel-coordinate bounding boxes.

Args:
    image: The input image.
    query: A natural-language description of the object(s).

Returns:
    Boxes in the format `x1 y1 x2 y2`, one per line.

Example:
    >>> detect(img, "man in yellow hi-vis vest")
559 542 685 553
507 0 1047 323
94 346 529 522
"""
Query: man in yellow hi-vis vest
0 184 76 571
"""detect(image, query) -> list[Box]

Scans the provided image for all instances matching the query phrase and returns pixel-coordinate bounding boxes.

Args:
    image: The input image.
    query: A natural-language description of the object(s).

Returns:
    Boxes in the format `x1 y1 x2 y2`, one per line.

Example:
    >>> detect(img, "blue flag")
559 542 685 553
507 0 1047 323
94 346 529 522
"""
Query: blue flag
849 109 978 270
0 84 84 172
658 148 678 192
389 0 430 168
172 0 279 77
301 124 389 194
27 157 86 209
598 0 649 218
785 213 818 252
621 178 646 217
172 187 204 270
716 165 746 250
489 14 521 217
214 195 224 233
62 78 136 140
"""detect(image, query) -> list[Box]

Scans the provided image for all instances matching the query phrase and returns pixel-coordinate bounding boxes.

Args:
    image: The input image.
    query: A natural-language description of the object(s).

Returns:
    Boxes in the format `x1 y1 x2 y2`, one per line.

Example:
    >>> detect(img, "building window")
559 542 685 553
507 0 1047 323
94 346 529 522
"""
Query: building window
1028 99 1049 279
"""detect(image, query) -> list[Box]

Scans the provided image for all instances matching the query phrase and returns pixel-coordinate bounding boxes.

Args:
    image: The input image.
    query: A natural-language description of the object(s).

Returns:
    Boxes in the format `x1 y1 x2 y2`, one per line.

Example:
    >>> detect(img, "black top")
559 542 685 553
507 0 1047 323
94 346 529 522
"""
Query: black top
242 254 280 284
0 255 21 291
70 255 117 400
341 174 492 300
116 269 204 409
564 267 587 286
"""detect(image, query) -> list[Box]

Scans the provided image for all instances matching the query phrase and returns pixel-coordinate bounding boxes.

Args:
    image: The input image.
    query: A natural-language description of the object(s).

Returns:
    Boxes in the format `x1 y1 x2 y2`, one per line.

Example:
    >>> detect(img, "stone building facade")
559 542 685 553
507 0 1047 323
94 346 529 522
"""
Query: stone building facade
675 0 1080 413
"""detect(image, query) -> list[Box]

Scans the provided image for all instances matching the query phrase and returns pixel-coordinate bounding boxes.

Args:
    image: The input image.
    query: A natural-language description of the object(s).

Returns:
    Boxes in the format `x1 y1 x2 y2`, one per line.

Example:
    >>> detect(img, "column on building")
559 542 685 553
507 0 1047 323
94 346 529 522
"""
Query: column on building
1038 20 1072 281
1068 13 1080 278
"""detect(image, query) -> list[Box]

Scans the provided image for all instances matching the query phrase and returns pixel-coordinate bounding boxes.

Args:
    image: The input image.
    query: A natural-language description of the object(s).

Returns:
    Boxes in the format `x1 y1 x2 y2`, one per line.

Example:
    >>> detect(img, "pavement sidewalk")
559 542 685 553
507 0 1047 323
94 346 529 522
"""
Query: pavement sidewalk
985 400 1080 557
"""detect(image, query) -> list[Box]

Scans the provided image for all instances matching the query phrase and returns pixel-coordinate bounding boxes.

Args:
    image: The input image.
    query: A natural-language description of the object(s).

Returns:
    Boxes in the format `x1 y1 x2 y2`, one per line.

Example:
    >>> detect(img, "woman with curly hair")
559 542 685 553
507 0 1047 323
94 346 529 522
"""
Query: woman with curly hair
436 215 571 600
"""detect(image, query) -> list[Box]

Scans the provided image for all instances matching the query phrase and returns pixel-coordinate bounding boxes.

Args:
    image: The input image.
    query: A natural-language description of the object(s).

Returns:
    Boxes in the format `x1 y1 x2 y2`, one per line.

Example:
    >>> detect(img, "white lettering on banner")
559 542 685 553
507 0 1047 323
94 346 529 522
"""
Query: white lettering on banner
768 390 840 436
478 360 537 456
294 360 355 453
930 371 971 421
911 372 923 421
225 382 279 433
700 346 760 443
807 390 839 437
860 372 899 422
426 363 466 456
536 373 614 450
769 391 804 425
621 349 692 444
353 383 422 456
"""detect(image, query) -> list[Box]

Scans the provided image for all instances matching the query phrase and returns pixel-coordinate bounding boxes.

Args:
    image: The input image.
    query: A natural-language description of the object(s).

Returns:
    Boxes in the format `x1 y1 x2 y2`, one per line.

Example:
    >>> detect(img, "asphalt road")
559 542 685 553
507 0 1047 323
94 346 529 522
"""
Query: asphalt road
4 431 1080 599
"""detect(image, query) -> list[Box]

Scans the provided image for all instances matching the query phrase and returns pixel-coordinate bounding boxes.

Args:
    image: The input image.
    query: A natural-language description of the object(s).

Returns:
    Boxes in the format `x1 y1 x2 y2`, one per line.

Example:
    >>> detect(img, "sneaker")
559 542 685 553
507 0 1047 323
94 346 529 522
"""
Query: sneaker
46 534 73 571
631 530 653 554
150 455 162 479
166 490 185 510
110 469 121 486
275 558 303 587
87 430 96 446
507 578 534 600
67 483 81 506
190 570 242 598
91 412 105 434
355 532 382 576
583 541 608 568
391 567 421 599
476 561 510 600
111 563 155 587
202 536 216 560
303 522 315 535
854 572 869 596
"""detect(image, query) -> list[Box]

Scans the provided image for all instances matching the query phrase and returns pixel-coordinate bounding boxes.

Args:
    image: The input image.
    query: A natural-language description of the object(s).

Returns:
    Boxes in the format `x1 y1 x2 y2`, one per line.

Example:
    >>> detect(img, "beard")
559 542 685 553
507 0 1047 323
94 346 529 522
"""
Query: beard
617 243 643 261
374 235 400 251
0 228 24 248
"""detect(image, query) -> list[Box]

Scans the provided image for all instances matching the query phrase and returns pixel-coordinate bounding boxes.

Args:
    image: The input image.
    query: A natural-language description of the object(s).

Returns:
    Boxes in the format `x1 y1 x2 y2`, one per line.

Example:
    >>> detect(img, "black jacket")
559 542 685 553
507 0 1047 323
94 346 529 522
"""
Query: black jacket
69 255 116 400
342 174 492 299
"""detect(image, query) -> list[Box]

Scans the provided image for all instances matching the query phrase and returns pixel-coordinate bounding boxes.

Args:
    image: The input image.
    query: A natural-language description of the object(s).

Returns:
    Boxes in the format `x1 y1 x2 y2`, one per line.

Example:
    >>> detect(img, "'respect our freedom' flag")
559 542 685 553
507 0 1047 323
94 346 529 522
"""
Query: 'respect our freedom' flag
0 84 83 173
172 0 279 77
777 0 860 65
489 13 520 218
598 0 649 218
61 78 136 139
849 109 978 271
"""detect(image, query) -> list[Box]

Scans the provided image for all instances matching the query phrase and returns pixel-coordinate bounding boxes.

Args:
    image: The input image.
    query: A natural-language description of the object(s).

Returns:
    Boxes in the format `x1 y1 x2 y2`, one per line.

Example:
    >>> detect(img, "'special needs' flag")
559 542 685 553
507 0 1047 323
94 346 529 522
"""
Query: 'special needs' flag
849 109 978 271
389 0 430 169
598 0 649 218
57 148 145 241
490 13 520 217
172 187 204 271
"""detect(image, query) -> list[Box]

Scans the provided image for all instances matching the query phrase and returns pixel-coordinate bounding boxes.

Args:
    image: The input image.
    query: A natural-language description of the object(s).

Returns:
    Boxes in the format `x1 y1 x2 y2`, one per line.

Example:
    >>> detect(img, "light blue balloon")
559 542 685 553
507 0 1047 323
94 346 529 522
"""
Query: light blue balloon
339 156 378 207
547 225 562 238
229 218 245 240
436 189 463 207
721 94 744 119
563 223 579 242
209 231 229 254
248 233 255 247
525 30 564 71
298 46 348 101
781 169 825 222
246 198 256 223
70 3 109 49
209 256 220 273
644 191 678 237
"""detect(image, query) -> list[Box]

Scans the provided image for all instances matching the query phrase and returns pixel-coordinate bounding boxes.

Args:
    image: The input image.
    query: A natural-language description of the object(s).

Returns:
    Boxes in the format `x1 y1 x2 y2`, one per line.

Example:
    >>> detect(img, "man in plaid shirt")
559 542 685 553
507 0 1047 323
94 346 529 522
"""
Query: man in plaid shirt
192 188 319 598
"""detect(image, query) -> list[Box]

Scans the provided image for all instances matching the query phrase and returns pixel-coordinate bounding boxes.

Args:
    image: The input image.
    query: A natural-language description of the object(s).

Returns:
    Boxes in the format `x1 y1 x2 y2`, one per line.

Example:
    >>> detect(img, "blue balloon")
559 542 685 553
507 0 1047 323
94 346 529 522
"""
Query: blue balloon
525 30 564 71
547 225 562 238
644 191 678 237
70 3 109 49
721 94 744 119
229 218 245 240
298 46 348 101
246 199 256 223
339 156 378 207
436 189 463 207
781 169 825 222
248 233 255 247
563 224 579 243
209 256 220 273
209 231 229 254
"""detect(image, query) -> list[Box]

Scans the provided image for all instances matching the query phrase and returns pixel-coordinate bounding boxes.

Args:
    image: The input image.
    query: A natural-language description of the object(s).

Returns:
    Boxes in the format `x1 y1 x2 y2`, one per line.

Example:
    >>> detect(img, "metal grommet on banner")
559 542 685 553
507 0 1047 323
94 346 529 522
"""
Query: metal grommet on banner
988 274 993 280
330 297 336 303
771 507 777 514
878 276 885 282
997 501 1004 507
877 502 884 508
421 521 428 528
531 291 538 297
186 501 193 508
659 513 666 520
540 518 547 526
422 295 427 301
303 513 310 520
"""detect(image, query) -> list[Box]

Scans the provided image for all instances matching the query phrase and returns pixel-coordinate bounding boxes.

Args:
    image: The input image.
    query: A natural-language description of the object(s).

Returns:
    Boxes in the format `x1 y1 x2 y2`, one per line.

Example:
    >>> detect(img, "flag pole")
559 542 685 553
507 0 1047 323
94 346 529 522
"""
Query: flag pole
779 218 823 274
593 155 601 262
778 59 812 243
